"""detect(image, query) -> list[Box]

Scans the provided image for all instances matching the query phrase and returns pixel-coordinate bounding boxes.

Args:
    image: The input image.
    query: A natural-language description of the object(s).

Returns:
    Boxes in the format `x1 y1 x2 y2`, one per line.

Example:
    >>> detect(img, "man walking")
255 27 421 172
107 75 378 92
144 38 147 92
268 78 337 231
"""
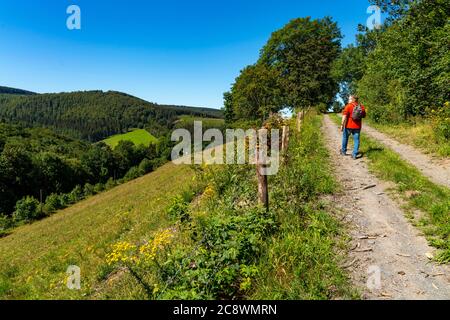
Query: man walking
340 95 366 159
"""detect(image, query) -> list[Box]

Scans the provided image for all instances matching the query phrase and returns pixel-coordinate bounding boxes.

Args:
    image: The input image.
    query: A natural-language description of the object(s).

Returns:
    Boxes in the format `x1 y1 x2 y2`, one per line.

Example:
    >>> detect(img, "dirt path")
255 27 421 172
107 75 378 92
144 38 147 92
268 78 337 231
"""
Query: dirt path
322 115 450 300
363 123 450 189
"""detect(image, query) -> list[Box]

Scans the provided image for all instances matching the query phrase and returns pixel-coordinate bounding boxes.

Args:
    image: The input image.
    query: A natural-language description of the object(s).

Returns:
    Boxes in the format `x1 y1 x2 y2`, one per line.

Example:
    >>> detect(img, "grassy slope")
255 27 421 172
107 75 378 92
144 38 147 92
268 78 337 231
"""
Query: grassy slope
0 162 195 299
102 129 158 148
366 119 450 157
331 114 450 263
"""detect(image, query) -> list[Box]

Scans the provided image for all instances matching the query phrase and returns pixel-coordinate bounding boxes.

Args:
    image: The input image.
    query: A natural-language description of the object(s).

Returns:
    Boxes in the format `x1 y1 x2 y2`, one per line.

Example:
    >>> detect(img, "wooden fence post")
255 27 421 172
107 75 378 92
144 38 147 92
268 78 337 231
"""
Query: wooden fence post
281 125 290 164
256 142 269 210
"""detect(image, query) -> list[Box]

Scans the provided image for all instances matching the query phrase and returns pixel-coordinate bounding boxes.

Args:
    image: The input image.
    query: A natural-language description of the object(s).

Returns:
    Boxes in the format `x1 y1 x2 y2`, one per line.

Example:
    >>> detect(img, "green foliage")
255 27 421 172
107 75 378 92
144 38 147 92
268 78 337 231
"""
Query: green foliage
343 0 450 123
332 44 366 102
226 16 342 121
259 17 342 110
68 185 84 203
138 159 154 175
83 183 95 197
43 193 64 213
12 196 43 222
0 214 13 233
166 195 190 222
0 122 174 219
228 63 283 121
123 166 142 182
431 102 450 141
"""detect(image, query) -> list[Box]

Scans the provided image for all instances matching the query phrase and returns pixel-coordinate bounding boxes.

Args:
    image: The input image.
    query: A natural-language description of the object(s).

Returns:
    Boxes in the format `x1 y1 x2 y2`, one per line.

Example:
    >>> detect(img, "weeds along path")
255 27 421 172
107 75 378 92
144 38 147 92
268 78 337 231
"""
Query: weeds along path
362 123 450 189
322 115 450 300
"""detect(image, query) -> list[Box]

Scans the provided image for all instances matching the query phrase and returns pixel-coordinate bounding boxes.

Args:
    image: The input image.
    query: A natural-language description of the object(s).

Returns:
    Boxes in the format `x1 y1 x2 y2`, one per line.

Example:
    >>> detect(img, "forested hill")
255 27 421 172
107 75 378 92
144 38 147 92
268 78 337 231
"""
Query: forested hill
0 86 36 95
0 90 222 141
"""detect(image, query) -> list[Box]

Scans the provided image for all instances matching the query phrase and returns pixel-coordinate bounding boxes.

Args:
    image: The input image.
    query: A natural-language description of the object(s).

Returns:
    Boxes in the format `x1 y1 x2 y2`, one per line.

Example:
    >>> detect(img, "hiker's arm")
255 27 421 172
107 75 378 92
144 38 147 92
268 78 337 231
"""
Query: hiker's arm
340 115 347 132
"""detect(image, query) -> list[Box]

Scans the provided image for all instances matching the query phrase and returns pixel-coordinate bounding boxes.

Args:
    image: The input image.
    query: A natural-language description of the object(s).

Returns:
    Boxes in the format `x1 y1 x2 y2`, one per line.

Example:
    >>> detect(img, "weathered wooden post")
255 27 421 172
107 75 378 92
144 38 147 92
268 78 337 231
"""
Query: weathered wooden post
296 110 304 132
256 149 269 210
281 125 290 164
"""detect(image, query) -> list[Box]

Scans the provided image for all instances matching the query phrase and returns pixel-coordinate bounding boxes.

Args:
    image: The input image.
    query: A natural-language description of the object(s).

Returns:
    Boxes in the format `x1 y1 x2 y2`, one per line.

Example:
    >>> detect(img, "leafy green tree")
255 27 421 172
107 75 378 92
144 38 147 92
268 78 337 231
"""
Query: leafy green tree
33 152 74 196
369 0 413 22
229 63 283 121
259 17 342 111
81 143 115 183
222 91 234 123
332 44 366 103
357 0 449 121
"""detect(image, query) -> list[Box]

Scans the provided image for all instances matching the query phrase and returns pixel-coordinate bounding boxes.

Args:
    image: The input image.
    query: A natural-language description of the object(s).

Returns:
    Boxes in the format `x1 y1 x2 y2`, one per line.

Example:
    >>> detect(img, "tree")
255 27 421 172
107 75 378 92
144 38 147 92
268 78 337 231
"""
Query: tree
259 17 342 111
81 143 115 183
332 44 367 103
357 0 449 121
33 152 74 196
369 0 414 22
222 91 234 123
229 63 283 121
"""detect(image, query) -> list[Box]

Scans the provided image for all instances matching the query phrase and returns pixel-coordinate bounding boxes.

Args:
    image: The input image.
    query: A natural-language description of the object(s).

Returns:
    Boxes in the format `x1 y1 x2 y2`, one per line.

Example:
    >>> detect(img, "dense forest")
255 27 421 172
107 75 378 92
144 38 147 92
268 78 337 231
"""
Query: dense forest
0 90 222 141
332 0 449 137
0 122 177 222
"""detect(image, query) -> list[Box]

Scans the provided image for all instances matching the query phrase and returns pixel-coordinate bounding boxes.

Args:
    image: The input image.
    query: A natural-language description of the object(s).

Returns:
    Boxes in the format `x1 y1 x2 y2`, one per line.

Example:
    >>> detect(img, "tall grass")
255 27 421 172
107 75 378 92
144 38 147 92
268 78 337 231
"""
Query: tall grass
251 113 358 299
366 119 450 157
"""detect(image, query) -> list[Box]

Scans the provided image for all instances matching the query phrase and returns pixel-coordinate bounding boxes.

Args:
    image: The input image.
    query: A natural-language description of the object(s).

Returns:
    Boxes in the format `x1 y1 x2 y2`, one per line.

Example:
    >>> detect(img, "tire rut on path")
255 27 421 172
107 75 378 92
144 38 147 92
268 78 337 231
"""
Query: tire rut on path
322 115 450 300
363 123 450 189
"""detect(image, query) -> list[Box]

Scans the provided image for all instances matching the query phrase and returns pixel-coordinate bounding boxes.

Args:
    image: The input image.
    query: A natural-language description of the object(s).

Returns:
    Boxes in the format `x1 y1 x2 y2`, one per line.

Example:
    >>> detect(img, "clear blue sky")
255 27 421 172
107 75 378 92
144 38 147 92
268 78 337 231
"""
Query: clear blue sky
0 0 377 109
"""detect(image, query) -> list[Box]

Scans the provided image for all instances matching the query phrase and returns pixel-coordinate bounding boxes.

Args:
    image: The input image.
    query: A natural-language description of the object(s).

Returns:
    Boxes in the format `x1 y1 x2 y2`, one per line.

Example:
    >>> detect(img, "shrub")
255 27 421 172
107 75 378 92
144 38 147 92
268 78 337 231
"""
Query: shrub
44 193 63 213
167 195 190 222
0 214 13 232
83 183 95 197
123 166 142 182
138 158 153 174
58 193 71 207
94 183 105 194
104 178 117 190
68 185 84 203
432 102 450 141
12 196 43 222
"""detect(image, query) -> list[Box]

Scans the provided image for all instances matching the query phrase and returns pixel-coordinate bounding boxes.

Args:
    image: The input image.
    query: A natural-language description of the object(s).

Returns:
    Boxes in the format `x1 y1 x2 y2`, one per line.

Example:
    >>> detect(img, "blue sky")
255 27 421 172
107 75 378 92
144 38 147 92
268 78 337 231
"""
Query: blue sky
0 0 377 109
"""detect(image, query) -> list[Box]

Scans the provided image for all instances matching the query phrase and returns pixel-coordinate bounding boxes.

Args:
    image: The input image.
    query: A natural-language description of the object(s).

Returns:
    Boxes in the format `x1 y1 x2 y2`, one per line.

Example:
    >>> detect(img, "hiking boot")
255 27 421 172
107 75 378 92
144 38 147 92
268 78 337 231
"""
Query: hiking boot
339 150 346 156
352 154 357 160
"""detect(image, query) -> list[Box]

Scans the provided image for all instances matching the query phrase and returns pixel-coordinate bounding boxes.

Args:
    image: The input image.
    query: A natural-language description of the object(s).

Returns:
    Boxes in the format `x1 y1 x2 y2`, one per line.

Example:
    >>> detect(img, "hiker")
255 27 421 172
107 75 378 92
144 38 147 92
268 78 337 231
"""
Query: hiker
340 95 366 159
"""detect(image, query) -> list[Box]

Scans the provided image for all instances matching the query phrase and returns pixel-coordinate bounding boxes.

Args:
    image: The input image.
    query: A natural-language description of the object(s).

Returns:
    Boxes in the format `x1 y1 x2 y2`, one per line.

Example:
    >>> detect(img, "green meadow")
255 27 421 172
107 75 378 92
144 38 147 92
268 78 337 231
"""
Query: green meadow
103 129 158 148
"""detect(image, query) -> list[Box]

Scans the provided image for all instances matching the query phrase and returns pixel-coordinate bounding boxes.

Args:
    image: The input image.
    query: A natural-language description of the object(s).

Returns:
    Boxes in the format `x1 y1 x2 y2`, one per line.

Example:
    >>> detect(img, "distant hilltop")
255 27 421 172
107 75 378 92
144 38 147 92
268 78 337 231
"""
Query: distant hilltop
0 88 223 142
0 85 37 95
